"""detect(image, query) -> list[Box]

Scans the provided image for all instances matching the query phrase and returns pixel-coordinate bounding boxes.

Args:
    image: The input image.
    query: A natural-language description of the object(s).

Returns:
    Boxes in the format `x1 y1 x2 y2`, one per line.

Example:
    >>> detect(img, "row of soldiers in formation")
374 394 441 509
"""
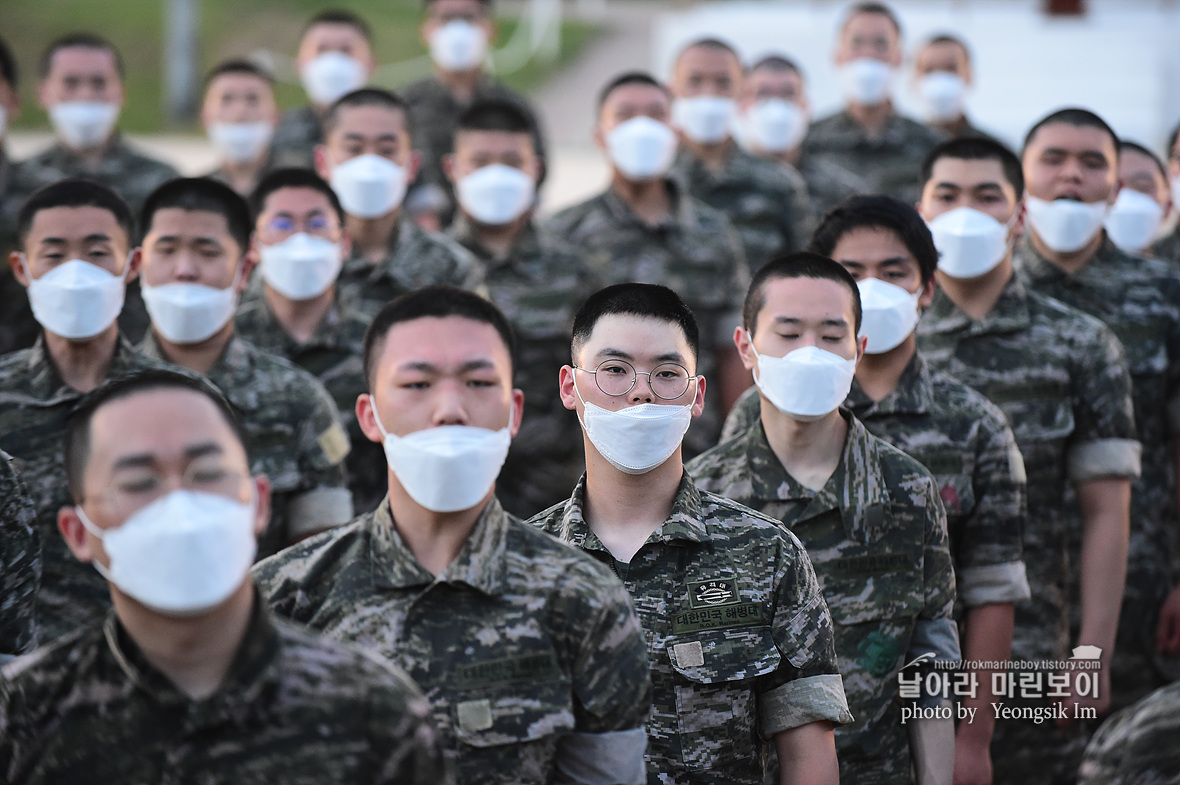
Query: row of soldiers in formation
2 0 1180 783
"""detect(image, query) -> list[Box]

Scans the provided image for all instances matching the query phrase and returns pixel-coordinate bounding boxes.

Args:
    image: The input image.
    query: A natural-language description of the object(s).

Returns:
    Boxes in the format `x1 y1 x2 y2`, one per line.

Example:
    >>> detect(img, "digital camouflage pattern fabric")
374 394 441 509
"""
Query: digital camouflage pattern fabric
448 217 602 518
1077 680 1180 785
0 599 451 785
0 335 166 641
671 146 815 275
0 448 39 657
252 496 653 785
0 149 38 357
234 291 386 515
335 217 485 315
528 473 853 785
1150 225 1180 266
802 109 943 204
544 181 749 457
792 153 869 219
1015 235 1180 701
687 413 959 785
139 332 352 558
270 105 323 170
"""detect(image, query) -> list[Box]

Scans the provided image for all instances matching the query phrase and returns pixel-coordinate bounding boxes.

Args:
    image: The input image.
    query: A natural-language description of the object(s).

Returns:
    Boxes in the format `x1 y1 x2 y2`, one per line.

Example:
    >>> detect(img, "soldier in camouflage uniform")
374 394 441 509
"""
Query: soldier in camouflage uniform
1014 110 1180 712
444 98 601 517
1077 681 1180 785
314 88 485 315
667 40 815 275
0 370 449 785
0 180 167 642
1149 122 1180 265
528 283 850 784
688 254 961 785
136 178 352 558
0 35 36 358
545 72 749 458
803 4 942 203
911 35 1000 143
916 136 1141 783
198 60 280 197
235 168 385 515
0 448 39 659
253 287 652 785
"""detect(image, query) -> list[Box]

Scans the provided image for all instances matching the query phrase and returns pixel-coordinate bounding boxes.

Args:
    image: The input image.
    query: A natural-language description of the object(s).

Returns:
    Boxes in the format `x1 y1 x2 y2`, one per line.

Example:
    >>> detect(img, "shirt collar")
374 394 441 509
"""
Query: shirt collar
923 272 1032 336
448 215 542 270
845 351 933 418
25 332 145 404
601 178 698 230
139 332 261 412
1016 232 1126 285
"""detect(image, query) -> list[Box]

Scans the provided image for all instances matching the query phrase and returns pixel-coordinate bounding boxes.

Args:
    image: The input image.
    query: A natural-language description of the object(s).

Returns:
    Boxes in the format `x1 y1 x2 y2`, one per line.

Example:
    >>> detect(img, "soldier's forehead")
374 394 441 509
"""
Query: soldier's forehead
28 205 125 241
47 46 120 76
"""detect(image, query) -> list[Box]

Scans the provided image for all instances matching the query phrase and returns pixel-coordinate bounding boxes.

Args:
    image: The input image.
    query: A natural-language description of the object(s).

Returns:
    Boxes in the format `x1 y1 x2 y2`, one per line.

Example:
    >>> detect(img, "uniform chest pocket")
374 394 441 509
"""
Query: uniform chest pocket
450 653 575 749
986 379 1074 447
666 626 780 770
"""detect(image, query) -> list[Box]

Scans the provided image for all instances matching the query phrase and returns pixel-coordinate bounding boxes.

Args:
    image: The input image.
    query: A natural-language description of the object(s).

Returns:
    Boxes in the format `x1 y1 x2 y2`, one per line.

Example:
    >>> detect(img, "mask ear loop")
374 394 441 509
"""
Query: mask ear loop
75 505 116 582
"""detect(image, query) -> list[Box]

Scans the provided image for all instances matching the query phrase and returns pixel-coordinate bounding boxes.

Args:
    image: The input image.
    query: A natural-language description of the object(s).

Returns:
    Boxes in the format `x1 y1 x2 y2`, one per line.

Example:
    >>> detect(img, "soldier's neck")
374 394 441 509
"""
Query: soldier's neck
772 145 803 167
466 212 526 260
856 337 916 402
929 115 968 137
218 156 268 197
935 258 1015 322
265 284 335 344
685 137 733 171
847 100 895 136
348 209 402 265
1029 228 1103 275
66 135 116 169
761 405 845 491
155 321 234 376
386 480 486 576
44 325 119 393
610 175 671 226
437 67 483 102
582 449 682 563
114 581 255 700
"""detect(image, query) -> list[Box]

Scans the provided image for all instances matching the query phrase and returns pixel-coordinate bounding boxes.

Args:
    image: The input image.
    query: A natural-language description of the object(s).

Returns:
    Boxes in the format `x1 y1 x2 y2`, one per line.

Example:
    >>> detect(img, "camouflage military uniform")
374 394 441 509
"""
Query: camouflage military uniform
335 218 485 315
1150 226 1180 265
234 291 385 516
917 274 1141 783
448 217 601 518
686 412 960 785
200 149 279 196
722 353 1030 619
545 181 749 457
1077 680 1180 785
270 104 323 170
139 332 352 558
252 496 653 785
671 146 815 275
1015 235 1180 704
0 597 451 785
802 109 943 204
0 151 39 356
0 335 165 641
792 152 869 218
528 473 853 785
0 448 39 657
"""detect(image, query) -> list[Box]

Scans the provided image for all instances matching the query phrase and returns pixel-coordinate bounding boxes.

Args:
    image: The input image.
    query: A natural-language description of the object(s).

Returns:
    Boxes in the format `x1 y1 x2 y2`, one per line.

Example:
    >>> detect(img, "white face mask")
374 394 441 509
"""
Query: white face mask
752 343 856 421
49 101 120 149
24 257 128 340
78 489 257 617
733 99 808 154
916 72 966 123
301 51 367 106
208 121 274 165
260 233 343 301
857 277 921 354
1104 189 1164 254
605 116 679 182
142 267 240 345
429 20 489 72
927 206 1013 279
573 376 693 475
671 96 737 145
839 58 894 106
456 163 536 226
330 154 407 219
1025 195 1110 254
371 398 512 513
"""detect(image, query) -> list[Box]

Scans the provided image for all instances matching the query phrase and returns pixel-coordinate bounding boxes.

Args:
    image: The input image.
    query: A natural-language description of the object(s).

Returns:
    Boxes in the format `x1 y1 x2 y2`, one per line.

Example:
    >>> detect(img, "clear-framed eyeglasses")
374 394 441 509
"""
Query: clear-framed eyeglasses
574 359 697 400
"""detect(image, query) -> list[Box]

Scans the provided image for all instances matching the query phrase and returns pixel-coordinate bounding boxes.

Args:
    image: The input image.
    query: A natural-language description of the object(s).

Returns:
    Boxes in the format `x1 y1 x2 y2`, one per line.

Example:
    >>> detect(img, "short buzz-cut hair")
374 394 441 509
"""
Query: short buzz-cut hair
456 97 535 136
922 135 1025 197
424 0 492 11
1119 140 1168 182
748 54 804 79
0 35 17 89
809 195 939 286
1022 107 1120 156
17 179 135 250
63 369 247 503
40 32 124 80
744 252 863 335
302 9 373 43
362 286 517 388
203 58 275 88
570 283 700 366
841 2 902 36
922 33 970 58
675 37 741 64
1166 122 1180 162
249 168 345 228
141 178 253 254
322 88 408 139
596 71 671 114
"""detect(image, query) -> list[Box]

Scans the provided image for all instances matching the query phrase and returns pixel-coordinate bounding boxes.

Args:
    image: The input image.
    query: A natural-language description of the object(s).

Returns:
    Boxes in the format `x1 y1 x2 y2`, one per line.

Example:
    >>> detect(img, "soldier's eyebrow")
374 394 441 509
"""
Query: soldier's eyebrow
876 257 911 268
595 347 636 361
82 233 113 244
397 359 496 373
110 443 223 471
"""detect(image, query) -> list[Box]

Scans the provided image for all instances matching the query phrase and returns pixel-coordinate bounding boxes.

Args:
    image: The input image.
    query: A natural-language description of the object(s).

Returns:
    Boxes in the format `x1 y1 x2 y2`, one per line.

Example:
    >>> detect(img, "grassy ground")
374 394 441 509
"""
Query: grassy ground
4 0 599 132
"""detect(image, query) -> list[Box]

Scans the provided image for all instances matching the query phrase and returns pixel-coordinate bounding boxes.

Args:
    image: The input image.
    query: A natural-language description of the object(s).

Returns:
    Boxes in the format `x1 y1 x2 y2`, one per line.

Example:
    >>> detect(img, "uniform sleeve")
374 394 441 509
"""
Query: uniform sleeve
916 473 958 646
1066 323 1142 482
0 455 40 656
1160 269 1180 436
369 664 455 785
290 380 354 539
720 386 761 444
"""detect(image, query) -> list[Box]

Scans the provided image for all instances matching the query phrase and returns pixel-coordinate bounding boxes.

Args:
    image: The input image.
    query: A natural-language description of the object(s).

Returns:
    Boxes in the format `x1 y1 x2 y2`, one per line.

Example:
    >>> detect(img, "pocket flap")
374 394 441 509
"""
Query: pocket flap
666 626 781 684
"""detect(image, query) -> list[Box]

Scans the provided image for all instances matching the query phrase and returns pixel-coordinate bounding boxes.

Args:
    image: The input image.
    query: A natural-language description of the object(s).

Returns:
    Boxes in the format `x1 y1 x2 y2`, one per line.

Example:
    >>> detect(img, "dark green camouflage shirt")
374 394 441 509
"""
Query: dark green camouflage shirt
1150 225 1180 266
544 181 749 456
793 152 869 218
0 150 37 358
671 145 815 275
917 274 1140 664
802 109 943 204
139 332 352 558
252 496 653 785
270 104 323 170
686 413 959 785
0 448 39 657
528 474 852 785
1077 680 1180 785
0 597 450 785
0 334 166 641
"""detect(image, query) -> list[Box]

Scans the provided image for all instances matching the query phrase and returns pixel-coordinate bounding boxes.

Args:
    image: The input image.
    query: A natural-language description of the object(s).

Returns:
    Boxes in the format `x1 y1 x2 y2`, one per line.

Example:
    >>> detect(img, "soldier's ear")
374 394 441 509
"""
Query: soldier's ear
734 326 757 372
314 145 331 180
59 506 96 564
9 251 30 286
